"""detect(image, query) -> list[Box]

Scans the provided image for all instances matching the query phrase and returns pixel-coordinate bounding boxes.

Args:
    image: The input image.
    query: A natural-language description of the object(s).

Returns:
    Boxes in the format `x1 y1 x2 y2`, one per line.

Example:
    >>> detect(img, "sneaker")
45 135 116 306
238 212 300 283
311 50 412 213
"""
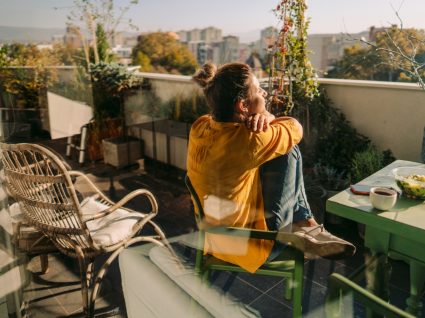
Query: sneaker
290 224 356 259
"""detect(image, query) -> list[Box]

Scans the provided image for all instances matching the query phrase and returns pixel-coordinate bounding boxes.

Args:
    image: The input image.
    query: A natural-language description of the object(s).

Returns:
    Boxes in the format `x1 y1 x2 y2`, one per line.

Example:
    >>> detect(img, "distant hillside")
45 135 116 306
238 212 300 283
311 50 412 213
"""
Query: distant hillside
0 26 65 44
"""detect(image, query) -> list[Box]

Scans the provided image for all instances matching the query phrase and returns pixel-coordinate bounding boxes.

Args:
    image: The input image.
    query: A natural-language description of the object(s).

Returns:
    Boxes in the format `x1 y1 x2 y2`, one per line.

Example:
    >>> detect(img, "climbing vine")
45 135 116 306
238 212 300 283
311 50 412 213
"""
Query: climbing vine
267 0 319 115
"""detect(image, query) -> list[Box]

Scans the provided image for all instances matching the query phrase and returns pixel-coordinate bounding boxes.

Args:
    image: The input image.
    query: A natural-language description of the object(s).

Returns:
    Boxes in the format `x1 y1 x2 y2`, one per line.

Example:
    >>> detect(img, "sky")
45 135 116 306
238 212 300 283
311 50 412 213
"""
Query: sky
0 0 424 41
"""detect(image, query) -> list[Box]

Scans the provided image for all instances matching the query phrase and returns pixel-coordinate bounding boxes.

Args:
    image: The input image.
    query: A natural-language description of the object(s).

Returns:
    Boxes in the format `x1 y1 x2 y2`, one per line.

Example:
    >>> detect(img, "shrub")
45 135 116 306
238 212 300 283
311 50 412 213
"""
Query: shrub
291 88 371 175
165 92 210 124
350 145 395 183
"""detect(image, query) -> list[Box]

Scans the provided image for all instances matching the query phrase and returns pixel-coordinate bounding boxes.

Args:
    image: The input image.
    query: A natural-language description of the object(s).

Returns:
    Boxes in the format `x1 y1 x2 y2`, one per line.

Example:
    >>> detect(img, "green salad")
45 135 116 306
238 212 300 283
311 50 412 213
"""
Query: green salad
396 174 425 199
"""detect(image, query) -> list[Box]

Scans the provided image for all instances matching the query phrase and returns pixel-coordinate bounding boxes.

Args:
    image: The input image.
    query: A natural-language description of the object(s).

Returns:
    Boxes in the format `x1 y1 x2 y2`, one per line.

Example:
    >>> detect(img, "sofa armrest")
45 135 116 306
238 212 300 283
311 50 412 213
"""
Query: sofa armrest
149 245 261 318
119 246 212 318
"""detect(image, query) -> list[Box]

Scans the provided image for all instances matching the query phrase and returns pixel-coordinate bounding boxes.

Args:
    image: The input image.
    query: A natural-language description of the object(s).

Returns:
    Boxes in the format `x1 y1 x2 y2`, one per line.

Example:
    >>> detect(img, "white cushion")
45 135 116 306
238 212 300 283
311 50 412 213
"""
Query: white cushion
120 245 213 318
149 245 261 318
80 196 145 246
9 202 24 223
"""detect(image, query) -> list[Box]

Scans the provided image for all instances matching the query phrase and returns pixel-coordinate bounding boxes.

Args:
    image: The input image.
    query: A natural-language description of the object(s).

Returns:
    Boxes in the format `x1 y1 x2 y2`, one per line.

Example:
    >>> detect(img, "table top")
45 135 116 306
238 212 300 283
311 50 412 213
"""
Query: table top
326 160 425 243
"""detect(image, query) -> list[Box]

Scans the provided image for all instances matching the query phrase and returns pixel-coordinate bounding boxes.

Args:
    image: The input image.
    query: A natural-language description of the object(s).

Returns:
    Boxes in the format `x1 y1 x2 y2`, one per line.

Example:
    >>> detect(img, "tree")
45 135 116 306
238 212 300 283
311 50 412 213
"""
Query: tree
371 26 425 86
0 44 61 107
328 26 425 87
327 44 382 80
135 52 152 72
132 32 198 75
95 23 112 63
63 0 139 70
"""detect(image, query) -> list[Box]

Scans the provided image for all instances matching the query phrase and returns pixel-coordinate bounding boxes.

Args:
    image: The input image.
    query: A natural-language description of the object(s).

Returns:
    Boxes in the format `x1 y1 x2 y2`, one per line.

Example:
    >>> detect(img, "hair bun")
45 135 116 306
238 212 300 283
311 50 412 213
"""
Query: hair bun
192 63 217 88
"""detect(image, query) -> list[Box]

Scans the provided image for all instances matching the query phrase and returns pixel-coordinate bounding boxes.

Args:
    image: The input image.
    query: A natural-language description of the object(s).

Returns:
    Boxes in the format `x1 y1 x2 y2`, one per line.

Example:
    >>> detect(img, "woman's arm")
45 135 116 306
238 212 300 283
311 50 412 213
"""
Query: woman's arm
246 111 276 132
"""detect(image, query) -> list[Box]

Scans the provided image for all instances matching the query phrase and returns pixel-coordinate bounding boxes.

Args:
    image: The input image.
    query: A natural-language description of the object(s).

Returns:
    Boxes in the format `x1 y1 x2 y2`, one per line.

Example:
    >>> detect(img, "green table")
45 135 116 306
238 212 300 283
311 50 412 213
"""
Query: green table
326 160 425 316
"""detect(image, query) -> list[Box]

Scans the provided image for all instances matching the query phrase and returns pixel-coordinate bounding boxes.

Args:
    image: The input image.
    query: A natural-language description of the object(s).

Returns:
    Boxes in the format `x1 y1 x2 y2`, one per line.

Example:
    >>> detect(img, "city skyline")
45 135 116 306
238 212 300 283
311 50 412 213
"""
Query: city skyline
0 0 424 43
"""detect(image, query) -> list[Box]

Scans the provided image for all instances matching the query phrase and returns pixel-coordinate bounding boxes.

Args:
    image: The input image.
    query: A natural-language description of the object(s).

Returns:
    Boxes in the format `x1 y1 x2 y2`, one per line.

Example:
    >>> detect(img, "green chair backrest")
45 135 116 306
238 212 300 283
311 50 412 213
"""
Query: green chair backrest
185 175 282 239
184 175 204 223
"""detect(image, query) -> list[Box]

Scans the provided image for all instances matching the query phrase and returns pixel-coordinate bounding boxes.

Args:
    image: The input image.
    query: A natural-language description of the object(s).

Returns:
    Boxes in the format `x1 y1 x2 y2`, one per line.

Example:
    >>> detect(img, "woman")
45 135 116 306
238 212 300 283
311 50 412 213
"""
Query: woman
187 62 355 273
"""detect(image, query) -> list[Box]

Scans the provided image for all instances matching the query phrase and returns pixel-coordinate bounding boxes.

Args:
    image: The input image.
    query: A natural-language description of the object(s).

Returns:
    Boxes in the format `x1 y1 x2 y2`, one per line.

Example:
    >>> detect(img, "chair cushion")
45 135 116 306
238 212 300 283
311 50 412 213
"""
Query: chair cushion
149 245 261 318
80 196 145 246
120 244 213 318
8 202 24 223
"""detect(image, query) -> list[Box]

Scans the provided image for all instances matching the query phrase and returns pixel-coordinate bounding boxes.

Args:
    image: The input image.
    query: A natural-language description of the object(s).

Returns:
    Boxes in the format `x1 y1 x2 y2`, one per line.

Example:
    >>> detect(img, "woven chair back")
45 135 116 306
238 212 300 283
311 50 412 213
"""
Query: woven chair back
0 143 93 252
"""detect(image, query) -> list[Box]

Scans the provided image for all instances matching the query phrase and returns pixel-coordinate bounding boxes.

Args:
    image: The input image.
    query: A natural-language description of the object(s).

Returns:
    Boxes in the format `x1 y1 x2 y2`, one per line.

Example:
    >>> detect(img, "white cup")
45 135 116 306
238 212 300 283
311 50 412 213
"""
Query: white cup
369 187 397 211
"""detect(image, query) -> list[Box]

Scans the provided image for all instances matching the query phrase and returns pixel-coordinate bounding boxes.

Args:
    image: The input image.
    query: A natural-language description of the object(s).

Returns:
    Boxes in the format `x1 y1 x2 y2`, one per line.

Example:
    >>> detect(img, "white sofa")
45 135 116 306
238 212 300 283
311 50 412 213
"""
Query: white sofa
119 233 261 318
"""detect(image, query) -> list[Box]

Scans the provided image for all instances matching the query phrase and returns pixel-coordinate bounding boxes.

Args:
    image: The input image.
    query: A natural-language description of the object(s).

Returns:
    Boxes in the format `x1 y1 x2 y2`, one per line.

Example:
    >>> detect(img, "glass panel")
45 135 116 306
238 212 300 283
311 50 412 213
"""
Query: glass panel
0 2 422 317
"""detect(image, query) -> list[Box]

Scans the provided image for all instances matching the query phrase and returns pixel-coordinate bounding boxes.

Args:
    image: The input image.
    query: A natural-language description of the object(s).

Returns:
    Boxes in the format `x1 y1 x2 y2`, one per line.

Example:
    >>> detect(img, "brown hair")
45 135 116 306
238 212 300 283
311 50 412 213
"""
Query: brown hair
192 62 252 122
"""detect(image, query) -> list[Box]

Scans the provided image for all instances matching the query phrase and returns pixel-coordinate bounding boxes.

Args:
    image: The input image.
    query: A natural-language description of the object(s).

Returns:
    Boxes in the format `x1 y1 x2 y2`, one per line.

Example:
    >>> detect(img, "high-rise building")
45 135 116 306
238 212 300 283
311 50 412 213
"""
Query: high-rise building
177 30 188 42
220 35 239 63
187 41 220 65
179 27 225 64
238 43 252 65
257 26 278 59
178 27 222 44
188 29 201 42
200 27 222 43
307 31 369 75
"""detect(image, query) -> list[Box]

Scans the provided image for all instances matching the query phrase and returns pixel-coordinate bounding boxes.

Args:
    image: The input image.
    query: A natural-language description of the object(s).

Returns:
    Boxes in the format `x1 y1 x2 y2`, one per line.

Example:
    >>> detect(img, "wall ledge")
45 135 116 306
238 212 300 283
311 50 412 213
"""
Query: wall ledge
136 71 192 83
135 71 423 91
318 78 423 91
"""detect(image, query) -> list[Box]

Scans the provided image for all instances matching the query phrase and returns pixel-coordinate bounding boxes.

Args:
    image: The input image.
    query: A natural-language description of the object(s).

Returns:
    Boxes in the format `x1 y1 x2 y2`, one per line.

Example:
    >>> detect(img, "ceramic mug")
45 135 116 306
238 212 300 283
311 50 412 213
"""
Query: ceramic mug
369 187 397 211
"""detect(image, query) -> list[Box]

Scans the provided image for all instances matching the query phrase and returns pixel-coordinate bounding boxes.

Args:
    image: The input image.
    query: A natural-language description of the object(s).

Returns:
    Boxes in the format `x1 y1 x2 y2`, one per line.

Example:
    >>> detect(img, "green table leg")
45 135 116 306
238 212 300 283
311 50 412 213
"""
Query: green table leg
364 226 392 317
406 260 425 316
365 252 392 318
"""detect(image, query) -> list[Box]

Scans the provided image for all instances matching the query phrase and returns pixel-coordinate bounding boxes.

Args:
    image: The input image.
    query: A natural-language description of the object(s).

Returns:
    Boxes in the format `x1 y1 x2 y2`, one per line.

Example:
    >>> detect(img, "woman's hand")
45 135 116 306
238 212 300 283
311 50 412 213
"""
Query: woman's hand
246 111 275 132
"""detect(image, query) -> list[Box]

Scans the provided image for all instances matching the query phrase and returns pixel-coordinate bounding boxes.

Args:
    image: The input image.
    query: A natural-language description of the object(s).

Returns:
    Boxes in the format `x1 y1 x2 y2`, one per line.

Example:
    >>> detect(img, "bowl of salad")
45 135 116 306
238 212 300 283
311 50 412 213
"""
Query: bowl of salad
392 166 425 200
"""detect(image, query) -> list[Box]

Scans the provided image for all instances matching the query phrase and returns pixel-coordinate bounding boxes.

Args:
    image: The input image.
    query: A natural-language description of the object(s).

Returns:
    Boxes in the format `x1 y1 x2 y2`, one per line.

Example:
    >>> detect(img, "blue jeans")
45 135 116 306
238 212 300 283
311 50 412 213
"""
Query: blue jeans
260 145 313 260
260 145 312 230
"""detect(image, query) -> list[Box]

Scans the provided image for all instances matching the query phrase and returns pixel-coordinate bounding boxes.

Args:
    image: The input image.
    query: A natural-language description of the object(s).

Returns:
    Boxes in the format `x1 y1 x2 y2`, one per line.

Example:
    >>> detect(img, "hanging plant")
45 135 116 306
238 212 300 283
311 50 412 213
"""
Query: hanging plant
266 0 319 116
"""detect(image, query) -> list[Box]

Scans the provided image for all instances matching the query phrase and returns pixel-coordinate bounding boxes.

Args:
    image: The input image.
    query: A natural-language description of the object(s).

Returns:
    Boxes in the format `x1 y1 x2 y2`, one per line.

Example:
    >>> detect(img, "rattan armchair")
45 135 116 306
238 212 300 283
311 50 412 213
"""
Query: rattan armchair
0 142 174 317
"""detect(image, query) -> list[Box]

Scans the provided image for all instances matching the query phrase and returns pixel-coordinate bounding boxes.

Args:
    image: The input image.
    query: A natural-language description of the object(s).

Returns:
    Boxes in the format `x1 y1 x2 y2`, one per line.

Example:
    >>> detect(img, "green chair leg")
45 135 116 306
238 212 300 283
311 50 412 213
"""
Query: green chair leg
292 253 304 318
284 278 292 300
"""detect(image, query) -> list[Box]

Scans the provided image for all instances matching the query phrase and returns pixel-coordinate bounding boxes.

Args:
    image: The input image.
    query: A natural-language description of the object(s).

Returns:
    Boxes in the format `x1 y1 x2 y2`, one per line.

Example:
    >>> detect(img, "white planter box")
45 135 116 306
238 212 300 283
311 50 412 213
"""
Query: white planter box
136 120 190 170
102 136 142 168
170 136 188 170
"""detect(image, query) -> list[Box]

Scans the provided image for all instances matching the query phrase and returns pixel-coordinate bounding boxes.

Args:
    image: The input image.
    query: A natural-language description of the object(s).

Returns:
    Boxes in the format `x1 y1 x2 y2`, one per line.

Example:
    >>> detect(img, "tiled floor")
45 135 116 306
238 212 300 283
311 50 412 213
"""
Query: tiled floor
6 139 425 317
24 253 126 318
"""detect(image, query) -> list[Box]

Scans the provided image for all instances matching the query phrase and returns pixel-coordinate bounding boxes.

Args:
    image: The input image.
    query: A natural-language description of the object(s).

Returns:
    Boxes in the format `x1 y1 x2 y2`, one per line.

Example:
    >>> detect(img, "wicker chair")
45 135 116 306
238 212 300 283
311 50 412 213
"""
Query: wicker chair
0 142 174 317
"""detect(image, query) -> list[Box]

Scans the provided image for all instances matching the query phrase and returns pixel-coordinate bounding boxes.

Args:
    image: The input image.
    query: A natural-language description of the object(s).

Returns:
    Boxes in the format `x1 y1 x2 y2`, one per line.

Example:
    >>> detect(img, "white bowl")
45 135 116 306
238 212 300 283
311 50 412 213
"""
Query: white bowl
392 166 425 200
369 187 397 210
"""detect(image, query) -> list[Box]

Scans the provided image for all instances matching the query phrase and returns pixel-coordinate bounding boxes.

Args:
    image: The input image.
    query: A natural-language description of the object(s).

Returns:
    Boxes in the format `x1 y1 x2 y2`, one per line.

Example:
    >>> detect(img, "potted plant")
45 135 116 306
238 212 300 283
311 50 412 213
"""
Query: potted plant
88 62 143 167
164 92 209 169
266 0 319 116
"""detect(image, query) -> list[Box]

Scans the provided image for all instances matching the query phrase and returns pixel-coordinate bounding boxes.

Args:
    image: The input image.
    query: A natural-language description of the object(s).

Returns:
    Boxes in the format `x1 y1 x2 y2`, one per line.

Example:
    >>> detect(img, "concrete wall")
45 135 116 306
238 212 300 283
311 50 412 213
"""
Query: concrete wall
133 72 425 163
136 72 201 103
320 79 425 162
125 72 202 127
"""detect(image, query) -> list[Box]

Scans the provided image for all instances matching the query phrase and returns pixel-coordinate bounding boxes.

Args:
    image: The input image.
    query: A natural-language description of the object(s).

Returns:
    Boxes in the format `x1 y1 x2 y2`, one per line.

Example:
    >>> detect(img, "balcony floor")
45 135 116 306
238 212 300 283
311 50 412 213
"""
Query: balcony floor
17 139 425 317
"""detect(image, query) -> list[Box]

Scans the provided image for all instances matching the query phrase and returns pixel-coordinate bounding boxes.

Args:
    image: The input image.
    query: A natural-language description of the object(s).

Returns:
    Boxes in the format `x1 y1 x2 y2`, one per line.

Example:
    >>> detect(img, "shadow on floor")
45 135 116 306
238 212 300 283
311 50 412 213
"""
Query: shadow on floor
20 139 424 318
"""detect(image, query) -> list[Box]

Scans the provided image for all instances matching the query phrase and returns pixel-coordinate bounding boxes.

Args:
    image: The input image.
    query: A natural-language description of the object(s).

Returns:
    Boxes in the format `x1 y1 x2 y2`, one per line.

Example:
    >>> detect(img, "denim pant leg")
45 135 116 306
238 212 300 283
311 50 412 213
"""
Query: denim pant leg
260 145 313 232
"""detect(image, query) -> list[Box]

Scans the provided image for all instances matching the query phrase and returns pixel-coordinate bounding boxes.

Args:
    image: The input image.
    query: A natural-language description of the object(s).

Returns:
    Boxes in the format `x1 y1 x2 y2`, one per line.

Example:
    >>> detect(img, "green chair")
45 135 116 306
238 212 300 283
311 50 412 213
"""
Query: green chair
185 175 305 318
326 257 415 318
